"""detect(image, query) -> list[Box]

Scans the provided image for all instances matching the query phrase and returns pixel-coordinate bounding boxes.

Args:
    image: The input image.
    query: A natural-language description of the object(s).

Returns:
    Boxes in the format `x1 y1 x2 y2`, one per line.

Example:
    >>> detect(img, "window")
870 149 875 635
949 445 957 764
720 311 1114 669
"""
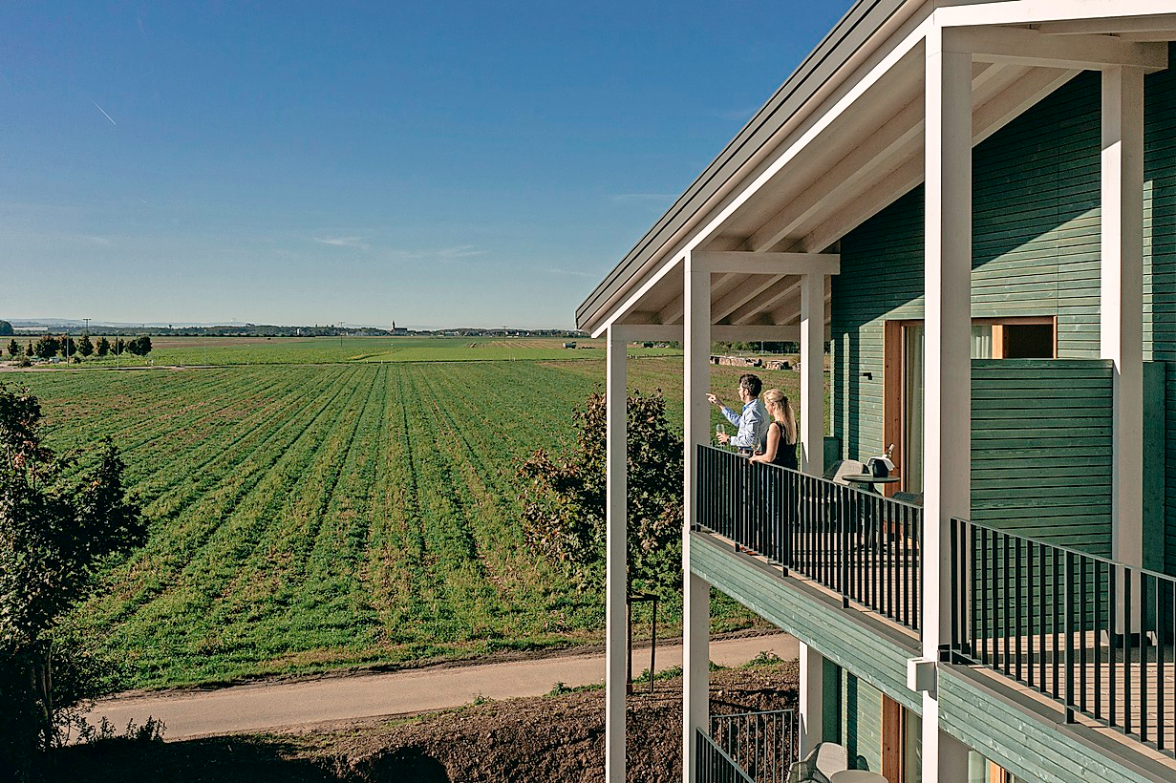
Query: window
885 317 1056 493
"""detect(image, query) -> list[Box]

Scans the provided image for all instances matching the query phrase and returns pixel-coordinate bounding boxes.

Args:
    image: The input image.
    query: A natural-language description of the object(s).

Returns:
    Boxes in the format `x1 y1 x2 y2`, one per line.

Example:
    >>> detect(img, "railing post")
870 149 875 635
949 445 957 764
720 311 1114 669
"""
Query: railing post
1064 550 1075 724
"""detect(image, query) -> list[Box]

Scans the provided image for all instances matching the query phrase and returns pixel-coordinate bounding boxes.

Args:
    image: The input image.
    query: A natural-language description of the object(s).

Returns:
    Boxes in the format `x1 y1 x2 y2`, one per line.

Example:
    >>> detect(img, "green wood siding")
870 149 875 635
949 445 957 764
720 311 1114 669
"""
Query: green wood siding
939 666 1174 783
839 670 884 773
1167 363 1176 574
971 360 1113 555
832 73 1105 464
689 531 921 713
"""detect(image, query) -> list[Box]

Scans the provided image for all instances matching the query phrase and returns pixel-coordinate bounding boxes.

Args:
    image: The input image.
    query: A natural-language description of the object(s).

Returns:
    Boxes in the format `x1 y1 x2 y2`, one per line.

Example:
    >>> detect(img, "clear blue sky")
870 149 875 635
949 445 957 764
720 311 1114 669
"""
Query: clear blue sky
1 1 851 329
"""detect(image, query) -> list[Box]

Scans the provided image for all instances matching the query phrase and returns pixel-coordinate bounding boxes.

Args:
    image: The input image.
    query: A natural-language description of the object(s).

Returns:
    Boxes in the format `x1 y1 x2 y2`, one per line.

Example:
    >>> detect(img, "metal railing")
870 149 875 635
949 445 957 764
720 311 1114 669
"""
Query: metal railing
710 708 797 783
950 518 1176 756
697 444 923 632
696 729 756 783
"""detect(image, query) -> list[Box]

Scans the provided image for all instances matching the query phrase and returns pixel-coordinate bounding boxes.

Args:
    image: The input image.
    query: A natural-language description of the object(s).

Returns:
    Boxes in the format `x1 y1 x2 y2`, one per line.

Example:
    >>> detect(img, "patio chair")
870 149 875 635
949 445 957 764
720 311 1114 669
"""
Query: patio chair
785 741 849 783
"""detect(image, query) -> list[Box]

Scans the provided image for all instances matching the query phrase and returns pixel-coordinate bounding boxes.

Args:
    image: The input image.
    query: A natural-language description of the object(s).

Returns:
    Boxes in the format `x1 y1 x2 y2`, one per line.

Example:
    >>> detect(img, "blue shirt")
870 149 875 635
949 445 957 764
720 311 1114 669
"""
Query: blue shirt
722 399 767 451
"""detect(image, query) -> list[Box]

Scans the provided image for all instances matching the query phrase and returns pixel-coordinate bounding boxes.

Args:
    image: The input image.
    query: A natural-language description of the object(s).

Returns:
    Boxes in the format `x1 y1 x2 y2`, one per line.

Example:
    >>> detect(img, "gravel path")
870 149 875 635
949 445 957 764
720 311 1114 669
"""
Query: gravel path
86 633 797 739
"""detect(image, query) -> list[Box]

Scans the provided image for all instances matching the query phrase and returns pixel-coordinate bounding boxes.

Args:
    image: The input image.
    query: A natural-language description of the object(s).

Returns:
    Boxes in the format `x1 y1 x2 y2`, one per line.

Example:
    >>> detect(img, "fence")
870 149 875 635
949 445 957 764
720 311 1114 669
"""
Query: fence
697 444 923 632
696 729 756 783
709 708 797 783
950 518 1176 755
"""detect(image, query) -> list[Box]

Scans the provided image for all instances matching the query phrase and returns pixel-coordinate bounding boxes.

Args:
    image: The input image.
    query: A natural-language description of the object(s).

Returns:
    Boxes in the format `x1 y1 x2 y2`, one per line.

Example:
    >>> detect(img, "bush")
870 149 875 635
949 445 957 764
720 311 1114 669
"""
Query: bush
0 386 148 780
518 391 683 597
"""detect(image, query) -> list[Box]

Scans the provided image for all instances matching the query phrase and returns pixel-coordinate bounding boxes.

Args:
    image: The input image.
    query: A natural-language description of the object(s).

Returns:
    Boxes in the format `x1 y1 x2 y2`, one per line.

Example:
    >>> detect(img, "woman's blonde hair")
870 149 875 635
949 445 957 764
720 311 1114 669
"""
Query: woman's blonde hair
762 389 796 445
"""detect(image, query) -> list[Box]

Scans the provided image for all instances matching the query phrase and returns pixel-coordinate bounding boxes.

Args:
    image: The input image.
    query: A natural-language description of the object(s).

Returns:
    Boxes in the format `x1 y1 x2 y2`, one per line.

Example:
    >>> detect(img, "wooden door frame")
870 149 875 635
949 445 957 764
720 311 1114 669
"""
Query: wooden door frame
882 316 1057 494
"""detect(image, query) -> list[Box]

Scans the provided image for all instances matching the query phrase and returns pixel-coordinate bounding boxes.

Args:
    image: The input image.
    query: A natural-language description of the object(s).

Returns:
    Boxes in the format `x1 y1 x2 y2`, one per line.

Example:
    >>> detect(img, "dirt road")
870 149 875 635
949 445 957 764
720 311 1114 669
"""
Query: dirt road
87 633 797 740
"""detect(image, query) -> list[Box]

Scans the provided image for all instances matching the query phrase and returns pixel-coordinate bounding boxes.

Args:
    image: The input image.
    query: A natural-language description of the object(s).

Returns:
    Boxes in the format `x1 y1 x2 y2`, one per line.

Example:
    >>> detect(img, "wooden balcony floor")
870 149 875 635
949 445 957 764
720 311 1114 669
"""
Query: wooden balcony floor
971 633 1176 757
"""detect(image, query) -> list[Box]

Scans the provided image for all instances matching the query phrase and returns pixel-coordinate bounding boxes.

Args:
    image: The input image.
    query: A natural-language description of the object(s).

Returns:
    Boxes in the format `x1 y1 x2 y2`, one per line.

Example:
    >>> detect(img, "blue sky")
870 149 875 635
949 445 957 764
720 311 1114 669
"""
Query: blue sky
1 1 850 329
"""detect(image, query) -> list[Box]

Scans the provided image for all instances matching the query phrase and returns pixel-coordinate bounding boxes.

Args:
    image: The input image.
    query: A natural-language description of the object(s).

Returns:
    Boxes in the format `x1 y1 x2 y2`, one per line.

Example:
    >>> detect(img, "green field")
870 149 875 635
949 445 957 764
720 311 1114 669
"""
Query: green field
6 339 805 689
33 335 681 367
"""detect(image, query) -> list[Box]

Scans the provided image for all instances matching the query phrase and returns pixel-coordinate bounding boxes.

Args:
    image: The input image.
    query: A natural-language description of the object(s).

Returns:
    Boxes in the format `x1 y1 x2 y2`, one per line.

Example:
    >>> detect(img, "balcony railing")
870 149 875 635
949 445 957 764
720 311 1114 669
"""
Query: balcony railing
949 518 1176 756
696 444 923 632
710 708 797 783
696 729 756 783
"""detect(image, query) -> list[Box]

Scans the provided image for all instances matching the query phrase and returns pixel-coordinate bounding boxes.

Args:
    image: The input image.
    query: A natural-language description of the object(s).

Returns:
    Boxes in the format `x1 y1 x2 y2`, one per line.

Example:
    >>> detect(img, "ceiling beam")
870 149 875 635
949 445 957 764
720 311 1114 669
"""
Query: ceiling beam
945 27 1167 71
796 63 1080 253
972 67 1080 144
712 274 787 323
730 278 804 325
688 250 840 276
747 100 924 253
1032 15 1176 36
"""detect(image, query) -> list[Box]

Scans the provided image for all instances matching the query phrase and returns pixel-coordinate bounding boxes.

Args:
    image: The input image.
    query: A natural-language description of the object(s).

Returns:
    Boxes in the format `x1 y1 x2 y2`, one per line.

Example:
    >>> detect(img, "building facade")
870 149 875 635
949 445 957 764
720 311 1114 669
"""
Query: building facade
578 2 1176 781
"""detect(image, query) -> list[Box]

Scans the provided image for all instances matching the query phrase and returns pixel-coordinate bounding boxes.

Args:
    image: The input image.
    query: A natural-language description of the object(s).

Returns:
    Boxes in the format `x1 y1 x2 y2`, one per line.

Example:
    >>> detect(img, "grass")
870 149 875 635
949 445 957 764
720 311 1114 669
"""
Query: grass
5 338 812 690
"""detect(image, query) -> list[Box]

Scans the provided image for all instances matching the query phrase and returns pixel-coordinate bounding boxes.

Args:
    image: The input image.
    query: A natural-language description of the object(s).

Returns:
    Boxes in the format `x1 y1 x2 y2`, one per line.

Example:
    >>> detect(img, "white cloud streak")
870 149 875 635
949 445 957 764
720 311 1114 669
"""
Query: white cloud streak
90 98 117 126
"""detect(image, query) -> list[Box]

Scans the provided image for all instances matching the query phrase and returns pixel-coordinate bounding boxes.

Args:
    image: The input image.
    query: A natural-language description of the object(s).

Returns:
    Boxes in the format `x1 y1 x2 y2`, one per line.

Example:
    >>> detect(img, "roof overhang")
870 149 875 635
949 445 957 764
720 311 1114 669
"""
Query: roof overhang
577 0 1171 339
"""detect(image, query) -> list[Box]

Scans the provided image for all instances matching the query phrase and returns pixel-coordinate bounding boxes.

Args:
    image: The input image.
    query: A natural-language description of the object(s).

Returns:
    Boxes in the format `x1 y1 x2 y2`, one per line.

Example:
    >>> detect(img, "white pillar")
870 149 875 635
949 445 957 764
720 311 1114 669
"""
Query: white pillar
800 273 825 474
1101 66 1145 572
798 642 825 756
605 326 628 783
683 253 712 783
922 30 972 782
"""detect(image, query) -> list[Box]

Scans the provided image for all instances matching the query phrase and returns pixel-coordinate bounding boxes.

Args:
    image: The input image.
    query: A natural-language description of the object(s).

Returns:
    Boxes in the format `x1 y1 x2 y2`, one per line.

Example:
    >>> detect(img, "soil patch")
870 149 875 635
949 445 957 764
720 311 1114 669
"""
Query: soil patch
52 662 798 782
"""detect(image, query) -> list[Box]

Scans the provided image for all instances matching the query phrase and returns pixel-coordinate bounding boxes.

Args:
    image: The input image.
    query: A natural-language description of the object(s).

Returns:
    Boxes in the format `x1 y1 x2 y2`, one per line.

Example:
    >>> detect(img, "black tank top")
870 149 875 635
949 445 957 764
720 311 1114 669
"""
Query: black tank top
770 421 798 470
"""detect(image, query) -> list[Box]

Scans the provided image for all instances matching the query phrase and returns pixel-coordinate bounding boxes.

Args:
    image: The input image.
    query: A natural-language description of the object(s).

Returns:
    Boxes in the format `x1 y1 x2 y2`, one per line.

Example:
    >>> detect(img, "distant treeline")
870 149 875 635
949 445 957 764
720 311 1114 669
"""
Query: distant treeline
6 323 586 339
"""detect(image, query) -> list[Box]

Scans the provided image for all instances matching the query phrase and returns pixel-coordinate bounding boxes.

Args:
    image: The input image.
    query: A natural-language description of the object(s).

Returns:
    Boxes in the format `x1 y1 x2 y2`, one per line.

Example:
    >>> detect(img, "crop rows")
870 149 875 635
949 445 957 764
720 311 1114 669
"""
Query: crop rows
9 356 788 688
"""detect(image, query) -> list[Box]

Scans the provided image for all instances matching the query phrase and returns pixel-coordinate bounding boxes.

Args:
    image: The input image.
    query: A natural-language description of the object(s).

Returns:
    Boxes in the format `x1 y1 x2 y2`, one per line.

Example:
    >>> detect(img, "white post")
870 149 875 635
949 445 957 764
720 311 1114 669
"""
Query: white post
1101 66 1145 574
922 29 973 782
683 252 712 783
800 273 825 474
605 325 628 783
798 642 825 755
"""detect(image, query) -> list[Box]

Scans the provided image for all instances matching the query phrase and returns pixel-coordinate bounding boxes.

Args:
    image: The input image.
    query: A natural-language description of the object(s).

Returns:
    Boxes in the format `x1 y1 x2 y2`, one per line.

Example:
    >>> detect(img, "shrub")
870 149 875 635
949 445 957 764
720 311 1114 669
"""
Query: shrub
0 386 148 780
518 391 683 597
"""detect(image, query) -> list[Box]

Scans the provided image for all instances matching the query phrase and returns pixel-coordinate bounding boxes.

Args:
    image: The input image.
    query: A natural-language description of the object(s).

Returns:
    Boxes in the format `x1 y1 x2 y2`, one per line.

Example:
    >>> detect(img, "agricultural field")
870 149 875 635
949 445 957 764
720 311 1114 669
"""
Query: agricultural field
6 340 810 690
12 335 682 367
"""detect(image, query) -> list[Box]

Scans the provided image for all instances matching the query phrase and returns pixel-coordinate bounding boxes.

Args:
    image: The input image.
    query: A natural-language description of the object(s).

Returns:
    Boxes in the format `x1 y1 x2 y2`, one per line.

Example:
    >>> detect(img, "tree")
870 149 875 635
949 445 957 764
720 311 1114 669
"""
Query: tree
95 337 110 358
127 336 152 357
6 340 19 359
32 337 58 360
0 386 147 778
58 336 75 360
518 391 684 596
0 321 13 337
76 335 93 358
112 338 125 356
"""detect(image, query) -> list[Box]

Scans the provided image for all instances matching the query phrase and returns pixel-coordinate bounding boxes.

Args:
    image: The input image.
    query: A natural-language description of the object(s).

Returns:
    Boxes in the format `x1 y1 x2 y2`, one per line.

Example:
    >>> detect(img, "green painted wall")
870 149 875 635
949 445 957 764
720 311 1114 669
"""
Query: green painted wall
971 360 1113 555
839 670 883 773
832 72 1104 468
831 59 1176 570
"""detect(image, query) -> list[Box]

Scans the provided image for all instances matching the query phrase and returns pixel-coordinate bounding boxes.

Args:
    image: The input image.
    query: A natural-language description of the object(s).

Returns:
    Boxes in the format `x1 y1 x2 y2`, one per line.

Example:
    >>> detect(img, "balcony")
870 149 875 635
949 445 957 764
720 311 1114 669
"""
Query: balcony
696 445 923 633
693 444 1176 779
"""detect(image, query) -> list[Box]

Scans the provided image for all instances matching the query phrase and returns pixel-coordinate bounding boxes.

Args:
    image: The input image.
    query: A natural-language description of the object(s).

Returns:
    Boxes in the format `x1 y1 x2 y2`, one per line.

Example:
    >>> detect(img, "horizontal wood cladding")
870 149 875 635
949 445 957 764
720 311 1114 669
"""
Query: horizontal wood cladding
1167 363 1176 574
1144 54 1176 363
971 360 1113 554
939 667 1171 783
833 74 1104 464
688 531 920 713
840 669 884 773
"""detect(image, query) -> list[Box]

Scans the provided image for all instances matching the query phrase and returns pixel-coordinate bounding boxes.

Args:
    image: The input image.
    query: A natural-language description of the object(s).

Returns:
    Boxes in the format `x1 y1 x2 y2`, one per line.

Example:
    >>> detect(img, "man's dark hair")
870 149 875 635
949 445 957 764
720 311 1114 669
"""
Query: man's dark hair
739 373 762 398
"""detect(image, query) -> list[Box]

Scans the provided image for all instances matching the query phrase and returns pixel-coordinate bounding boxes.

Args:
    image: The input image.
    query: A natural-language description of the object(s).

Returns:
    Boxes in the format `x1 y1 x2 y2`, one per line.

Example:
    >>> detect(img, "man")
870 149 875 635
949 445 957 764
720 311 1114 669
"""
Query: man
707 373 767 455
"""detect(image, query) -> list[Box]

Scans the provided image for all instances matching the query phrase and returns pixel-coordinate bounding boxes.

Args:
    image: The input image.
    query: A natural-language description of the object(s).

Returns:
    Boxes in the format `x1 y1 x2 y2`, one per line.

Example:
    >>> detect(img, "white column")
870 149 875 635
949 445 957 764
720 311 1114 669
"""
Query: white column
1101 66 1145 572
605 326 628 783
798 642 825 755
922 30 973 782
800 273 825 474
683 253 712 783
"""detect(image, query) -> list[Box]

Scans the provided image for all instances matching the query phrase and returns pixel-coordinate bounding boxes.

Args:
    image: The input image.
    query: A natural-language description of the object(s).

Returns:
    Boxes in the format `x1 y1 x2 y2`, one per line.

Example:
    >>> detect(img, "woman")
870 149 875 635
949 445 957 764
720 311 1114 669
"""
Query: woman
750 388 797 470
